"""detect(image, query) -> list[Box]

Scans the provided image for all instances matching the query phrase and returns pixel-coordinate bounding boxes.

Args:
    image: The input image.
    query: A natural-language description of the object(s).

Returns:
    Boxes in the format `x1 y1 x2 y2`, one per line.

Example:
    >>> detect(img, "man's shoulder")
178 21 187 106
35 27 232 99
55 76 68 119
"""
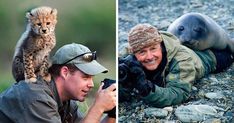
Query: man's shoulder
0 80 54 104
0 80 60 123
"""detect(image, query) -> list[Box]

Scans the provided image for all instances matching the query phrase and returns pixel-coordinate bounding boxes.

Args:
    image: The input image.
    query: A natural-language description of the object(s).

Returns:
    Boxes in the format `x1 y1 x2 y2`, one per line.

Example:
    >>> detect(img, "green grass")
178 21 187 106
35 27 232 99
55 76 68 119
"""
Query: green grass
0 69 14 93
0 82 13 92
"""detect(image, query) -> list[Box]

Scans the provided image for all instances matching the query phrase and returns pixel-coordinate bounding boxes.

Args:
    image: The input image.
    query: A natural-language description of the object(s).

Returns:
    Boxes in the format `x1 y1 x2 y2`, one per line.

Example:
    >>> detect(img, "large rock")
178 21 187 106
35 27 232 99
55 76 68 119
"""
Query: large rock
205 92 224 99
175 105 218 122
144 107 168 118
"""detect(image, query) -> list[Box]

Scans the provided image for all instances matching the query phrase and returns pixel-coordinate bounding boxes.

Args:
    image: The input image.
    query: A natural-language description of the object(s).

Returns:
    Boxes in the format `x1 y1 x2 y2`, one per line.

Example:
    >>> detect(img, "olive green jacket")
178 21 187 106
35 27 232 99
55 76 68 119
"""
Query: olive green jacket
141 31 216 107
0 79 83 123
120 31 216 107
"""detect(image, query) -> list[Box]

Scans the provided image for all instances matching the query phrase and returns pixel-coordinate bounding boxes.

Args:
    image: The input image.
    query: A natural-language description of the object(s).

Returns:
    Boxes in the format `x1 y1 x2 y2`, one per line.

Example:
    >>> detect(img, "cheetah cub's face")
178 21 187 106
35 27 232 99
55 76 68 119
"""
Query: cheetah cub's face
26 6 57 36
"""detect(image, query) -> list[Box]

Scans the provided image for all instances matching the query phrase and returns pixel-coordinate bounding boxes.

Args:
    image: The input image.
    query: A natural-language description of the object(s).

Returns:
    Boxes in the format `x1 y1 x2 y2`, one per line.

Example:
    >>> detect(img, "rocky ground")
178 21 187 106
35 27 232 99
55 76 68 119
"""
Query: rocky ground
118 0 234 122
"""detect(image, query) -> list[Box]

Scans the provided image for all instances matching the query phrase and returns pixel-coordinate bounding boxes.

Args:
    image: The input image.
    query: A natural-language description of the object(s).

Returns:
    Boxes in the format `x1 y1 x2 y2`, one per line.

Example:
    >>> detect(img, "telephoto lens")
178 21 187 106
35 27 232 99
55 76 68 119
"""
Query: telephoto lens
118 63 129 83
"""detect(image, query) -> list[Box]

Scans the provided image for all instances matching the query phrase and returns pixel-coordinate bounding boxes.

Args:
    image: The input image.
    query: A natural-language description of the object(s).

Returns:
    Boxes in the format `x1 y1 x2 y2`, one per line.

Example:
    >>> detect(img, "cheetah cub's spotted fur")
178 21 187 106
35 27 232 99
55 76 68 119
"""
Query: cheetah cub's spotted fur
12 6 57 83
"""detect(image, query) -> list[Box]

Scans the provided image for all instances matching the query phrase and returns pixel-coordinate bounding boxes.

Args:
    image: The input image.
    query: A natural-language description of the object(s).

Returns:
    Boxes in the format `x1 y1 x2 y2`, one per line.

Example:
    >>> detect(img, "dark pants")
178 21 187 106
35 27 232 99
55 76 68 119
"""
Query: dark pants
195 49 234 75
211 49 234 73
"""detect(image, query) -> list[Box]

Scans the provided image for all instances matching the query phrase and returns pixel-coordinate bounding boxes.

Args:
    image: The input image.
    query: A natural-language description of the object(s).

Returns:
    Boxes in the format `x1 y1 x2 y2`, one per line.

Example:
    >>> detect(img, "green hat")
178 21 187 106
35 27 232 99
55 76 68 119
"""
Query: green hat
52 43 108 75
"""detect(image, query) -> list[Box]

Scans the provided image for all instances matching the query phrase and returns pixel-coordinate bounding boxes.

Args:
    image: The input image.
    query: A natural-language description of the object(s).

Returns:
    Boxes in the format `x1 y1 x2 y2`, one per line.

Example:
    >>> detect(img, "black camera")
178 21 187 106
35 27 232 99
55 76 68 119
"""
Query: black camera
118 55 137 87
101 78 116 118
102 78 116 90
118 63 130 83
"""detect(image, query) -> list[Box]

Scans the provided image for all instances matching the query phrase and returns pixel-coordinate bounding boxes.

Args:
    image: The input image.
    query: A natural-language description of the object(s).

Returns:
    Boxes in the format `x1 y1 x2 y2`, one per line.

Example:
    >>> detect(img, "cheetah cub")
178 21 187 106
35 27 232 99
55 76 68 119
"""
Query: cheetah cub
12 6 57 83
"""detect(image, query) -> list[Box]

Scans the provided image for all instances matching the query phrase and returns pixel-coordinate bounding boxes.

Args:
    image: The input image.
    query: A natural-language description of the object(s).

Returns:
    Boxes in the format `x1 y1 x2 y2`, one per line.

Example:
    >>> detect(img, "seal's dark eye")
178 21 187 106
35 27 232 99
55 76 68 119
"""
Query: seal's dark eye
178 26 184 31
193 27 203 33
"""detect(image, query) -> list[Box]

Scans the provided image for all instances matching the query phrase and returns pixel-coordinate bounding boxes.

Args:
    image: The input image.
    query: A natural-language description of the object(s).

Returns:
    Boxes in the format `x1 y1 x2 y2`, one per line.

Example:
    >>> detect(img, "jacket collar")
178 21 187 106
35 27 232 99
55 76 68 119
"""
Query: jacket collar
160 31 181 63
49 79 63 108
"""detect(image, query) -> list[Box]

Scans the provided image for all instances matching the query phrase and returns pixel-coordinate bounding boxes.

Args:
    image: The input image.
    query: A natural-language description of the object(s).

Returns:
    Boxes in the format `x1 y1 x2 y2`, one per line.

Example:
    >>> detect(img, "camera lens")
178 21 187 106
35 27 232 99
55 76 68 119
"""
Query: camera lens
119 63 129 83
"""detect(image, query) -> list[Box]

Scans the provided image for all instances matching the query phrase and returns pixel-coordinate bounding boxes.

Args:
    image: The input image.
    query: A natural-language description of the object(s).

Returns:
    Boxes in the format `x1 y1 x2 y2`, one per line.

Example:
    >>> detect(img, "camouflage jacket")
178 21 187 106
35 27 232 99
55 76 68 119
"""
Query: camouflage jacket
0 78 83 123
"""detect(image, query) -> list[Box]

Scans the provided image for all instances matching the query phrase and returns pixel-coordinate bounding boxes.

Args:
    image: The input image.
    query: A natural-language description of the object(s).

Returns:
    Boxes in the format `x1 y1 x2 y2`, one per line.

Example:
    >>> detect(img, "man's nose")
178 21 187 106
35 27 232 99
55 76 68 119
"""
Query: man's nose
145 51 153 60
88 79 94 88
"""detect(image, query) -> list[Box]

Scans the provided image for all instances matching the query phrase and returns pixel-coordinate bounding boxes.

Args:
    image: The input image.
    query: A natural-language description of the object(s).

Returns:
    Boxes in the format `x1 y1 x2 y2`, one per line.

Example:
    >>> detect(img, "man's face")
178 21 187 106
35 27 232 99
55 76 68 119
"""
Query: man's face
134 43 163 71
65 70 94 102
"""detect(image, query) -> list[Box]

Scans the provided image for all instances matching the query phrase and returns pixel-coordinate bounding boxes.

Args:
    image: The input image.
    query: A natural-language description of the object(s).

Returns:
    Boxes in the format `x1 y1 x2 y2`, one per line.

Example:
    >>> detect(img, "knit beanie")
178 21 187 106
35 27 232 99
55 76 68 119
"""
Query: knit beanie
128 23 163 53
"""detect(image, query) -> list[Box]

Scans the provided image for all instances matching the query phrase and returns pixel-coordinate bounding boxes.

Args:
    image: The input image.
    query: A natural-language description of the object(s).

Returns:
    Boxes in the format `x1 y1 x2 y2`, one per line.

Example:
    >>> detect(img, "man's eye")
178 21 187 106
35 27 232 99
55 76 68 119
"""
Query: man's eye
82 75 91 79
138 51 145 55
151 47 156 50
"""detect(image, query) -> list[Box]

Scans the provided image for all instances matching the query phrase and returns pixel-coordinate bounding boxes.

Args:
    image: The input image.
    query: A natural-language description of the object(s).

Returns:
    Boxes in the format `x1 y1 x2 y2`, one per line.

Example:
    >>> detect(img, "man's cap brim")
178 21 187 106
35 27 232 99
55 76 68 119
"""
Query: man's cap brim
75 60 108 75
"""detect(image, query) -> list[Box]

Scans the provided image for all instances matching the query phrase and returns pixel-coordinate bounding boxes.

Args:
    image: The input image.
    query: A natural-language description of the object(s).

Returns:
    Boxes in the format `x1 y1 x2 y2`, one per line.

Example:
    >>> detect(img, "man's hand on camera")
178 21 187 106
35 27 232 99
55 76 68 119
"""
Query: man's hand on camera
101 79 116 118
83 84 116 123
94 83 116 116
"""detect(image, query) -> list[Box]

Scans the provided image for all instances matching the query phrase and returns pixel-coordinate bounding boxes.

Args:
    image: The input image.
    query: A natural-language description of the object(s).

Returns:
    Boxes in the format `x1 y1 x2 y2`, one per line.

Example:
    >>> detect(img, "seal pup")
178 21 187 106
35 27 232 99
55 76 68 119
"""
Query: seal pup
167 12 234 53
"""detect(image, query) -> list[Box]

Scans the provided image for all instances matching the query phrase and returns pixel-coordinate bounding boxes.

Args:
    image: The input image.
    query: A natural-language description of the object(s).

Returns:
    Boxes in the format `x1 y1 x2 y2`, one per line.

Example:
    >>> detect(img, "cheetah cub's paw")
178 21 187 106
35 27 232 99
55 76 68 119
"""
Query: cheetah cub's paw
43 74 51 82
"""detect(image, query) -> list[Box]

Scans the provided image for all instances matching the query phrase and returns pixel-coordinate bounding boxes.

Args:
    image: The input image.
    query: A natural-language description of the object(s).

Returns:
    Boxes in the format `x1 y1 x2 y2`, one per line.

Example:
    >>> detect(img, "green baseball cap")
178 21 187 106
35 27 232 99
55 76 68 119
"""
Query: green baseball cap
52 43 108 75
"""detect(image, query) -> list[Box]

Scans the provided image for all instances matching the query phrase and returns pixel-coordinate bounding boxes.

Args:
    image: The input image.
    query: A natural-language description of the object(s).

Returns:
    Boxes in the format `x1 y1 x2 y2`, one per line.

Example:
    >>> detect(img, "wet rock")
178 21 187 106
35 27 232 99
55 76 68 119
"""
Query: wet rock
144 107 168 118
157 20 171 30
163 106 173 112
192 86 198 91
118 116 127 122
159 120 181 123
224 111 233 121
209 77 219 83
175 105 217 122
205 92 224 99
203 118 221 123
118 42 129 57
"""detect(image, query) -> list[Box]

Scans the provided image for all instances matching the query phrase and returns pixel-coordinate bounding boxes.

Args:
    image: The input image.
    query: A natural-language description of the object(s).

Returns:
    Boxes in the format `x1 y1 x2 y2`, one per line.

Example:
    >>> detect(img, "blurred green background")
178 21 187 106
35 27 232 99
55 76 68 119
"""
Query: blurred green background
0 0 116 113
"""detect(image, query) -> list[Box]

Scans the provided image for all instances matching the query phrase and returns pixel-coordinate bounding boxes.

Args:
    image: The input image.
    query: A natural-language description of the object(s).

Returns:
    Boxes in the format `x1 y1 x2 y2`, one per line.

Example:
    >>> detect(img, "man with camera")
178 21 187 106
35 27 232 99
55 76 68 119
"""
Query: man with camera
0 43 116 123
119 23 233 107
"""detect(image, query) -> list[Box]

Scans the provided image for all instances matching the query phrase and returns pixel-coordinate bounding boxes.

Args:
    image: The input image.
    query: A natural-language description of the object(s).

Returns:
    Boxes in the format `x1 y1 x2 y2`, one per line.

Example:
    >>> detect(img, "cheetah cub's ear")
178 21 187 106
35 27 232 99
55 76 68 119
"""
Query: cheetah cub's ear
25 7 57 19
50 8 57 16
50 8 57 23
25 11 33 19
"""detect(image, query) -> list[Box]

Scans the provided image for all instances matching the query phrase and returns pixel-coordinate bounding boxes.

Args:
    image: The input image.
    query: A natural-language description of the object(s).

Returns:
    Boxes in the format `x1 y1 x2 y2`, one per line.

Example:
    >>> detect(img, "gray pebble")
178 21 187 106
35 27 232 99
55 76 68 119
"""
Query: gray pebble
144 107 168 118
205 92 224 99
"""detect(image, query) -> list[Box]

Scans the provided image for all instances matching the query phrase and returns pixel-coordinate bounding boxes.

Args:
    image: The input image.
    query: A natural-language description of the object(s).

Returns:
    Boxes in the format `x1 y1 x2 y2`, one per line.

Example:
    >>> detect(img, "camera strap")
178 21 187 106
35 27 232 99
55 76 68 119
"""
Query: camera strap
59 101 73 123
47 79 73 123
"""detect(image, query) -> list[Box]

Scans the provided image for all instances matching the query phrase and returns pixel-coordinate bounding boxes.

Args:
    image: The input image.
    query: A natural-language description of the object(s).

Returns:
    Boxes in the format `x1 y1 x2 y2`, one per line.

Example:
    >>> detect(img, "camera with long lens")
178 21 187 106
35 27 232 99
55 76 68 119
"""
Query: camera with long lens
118 55 137 87
101 78 116 118
118 63 130 83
